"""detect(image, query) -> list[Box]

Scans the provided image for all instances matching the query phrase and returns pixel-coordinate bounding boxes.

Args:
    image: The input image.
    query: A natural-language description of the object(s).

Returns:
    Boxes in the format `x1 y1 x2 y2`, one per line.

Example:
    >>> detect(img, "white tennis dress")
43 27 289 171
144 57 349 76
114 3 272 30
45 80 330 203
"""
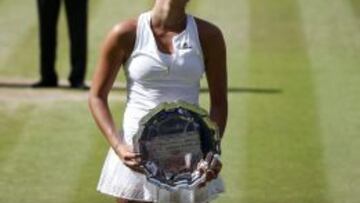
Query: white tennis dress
97 11 225 203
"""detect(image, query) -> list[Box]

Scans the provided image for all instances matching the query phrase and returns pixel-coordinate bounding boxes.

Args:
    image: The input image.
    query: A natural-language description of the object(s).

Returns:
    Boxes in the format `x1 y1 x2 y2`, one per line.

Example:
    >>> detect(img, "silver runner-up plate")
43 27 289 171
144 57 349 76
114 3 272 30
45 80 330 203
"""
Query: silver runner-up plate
133 101 221 191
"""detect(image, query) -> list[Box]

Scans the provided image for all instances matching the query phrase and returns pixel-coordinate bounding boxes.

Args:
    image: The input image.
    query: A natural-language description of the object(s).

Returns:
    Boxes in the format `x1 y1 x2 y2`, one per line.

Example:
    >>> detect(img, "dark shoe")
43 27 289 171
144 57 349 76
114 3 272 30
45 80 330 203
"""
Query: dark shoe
32 80 58 88
70 82 89 90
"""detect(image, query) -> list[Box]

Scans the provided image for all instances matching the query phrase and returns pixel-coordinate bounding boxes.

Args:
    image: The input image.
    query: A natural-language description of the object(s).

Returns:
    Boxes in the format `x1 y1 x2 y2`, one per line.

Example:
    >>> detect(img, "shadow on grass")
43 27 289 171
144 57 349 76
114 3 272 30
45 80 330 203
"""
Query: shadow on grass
0 81 89 91
0 81 283 94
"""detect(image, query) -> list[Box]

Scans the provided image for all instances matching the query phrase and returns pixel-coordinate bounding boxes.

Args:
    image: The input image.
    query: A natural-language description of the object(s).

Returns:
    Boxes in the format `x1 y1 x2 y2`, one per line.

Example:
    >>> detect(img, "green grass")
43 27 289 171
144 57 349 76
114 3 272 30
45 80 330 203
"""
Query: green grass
1 0 360 202
244 1 328 202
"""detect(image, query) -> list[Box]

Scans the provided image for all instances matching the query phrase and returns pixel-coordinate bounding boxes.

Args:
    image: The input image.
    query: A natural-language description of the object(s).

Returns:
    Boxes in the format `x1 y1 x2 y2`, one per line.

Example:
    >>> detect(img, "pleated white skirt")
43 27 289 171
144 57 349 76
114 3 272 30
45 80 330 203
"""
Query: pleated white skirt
97 148 225 203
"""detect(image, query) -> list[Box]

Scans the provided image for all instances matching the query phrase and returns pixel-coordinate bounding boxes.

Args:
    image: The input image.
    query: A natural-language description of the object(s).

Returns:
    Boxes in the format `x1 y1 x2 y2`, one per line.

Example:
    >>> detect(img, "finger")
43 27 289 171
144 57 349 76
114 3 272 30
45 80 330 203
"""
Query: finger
209 155 222 173
123 155 142 163
210 158 222 170
199 152 214 171
123 149 141 156
214 162 222 174
205 169 217 181
197 160 209 173
124 159 142 167
205 152 214 164
212 167 221 178
123 151 142 160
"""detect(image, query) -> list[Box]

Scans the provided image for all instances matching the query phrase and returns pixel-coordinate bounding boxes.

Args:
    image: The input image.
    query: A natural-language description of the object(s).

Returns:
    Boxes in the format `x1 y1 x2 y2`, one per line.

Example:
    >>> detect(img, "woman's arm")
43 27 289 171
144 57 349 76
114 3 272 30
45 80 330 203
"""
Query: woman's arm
196 18 228 183
88 20 141 169
197 18 228 139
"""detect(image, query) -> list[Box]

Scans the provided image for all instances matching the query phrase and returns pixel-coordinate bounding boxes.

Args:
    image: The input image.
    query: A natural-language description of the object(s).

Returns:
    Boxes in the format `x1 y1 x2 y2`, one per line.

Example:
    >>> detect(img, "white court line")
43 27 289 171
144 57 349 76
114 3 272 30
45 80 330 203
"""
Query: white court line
0 78 126 103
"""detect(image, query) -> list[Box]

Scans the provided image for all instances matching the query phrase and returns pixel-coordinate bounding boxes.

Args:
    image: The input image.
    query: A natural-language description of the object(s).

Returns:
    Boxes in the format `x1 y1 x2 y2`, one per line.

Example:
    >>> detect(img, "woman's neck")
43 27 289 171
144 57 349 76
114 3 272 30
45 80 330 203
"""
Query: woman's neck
151 0 187 31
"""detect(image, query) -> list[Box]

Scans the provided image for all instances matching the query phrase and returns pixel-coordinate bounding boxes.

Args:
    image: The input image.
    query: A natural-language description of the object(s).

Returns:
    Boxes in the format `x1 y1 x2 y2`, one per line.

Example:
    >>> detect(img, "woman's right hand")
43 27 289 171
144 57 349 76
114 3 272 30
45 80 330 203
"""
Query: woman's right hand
115 143 144 173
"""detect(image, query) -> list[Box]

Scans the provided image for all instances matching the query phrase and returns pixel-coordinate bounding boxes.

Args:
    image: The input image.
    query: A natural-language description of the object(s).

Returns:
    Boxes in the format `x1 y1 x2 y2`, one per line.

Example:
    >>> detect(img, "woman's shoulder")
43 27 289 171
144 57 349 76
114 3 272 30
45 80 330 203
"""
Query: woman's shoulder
104 18 138 55
110 18 138 39
193 17 225 56
193 17 224 40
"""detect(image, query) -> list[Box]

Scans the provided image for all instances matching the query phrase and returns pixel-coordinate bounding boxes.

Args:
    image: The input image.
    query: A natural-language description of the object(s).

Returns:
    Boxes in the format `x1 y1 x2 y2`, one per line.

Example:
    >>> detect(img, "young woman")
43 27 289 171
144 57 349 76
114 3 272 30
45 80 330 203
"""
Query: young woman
89 0 228 202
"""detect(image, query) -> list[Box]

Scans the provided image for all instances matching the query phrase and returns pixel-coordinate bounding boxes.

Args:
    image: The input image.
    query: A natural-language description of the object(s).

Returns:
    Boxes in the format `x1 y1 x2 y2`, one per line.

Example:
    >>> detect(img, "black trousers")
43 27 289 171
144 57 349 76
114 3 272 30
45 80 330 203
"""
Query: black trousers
37 0 88 84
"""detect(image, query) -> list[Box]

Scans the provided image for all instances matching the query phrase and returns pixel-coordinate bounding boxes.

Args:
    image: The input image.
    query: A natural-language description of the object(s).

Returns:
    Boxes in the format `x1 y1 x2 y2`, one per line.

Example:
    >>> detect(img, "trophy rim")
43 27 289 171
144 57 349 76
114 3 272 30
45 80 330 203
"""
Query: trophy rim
135 101 219 143
133 100 221 191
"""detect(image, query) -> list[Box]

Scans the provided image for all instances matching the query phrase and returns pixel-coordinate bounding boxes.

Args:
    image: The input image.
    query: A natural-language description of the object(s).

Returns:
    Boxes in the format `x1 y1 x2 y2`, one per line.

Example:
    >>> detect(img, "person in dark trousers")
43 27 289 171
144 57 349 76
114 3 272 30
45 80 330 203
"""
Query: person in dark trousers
33 0 88 89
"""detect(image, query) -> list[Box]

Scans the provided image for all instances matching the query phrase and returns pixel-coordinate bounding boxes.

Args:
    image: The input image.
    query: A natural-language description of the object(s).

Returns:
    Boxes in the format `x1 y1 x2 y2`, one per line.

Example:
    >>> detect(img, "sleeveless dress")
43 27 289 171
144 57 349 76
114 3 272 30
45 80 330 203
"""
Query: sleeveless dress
97 12 225 203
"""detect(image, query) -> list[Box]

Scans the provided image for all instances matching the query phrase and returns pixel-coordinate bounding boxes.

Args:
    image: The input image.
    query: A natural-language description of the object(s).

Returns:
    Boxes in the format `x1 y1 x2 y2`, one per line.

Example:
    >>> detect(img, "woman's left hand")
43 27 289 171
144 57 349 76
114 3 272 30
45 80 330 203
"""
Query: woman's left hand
198 152 222 187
